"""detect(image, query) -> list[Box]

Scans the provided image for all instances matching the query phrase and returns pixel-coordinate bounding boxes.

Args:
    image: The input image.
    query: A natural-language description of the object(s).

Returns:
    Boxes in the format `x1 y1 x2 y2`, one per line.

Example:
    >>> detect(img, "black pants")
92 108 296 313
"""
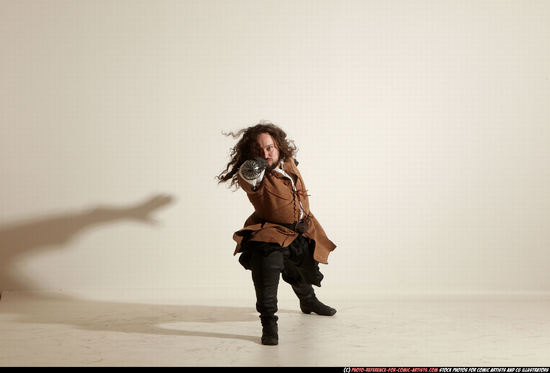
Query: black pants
241 235 323 323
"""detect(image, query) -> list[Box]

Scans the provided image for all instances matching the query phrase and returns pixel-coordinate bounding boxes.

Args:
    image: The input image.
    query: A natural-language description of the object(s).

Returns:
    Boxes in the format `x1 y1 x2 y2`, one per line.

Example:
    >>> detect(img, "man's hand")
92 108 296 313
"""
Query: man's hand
240 157 268 181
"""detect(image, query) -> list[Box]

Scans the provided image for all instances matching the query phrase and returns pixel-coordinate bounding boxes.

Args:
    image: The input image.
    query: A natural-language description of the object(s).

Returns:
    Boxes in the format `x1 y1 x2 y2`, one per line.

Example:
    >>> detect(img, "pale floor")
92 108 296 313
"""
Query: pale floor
0 291 549 367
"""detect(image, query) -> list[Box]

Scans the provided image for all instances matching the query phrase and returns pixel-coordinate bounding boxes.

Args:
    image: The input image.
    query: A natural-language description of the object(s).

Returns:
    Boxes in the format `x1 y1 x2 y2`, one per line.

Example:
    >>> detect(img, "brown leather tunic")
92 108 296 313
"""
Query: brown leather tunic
232 157 336 264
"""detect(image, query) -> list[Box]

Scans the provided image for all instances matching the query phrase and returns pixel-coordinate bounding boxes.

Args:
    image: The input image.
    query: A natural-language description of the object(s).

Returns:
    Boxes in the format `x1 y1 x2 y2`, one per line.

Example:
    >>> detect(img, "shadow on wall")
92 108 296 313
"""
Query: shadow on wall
0 194 175 292
0 194 274 345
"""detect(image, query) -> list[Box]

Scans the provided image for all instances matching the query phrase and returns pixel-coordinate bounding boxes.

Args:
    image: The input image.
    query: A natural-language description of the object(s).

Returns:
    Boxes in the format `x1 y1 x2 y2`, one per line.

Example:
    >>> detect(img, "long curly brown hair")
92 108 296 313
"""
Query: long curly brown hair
217 121 297 190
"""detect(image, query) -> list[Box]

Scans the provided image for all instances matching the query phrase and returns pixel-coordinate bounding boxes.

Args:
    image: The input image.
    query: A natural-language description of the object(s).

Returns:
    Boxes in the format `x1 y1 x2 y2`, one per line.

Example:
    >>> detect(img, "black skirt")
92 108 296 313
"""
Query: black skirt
238 234 324 287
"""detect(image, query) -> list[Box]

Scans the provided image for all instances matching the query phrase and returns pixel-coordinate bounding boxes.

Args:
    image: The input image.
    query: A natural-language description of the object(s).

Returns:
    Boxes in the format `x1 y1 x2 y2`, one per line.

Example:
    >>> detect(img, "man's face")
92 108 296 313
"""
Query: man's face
256 132 280 167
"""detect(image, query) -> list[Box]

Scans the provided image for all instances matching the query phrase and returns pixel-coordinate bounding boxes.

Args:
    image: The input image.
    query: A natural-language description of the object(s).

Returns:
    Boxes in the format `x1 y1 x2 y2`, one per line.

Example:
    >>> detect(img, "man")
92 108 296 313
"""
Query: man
217 122 337 345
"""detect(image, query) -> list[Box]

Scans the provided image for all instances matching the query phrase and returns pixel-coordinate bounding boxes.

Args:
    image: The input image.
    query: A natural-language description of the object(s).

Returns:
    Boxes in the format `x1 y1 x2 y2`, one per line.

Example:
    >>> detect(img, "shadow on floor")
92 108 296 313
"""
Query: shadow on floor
0 292 267 344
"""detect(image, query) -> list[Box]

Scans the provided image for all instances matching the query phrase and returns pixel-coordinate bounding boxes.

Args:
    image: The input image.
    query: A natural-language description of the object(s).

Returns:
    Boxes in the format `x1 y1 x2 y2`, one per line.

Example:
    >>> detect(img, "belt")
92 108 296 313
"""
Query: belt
267 218 309 234
253 213 311 234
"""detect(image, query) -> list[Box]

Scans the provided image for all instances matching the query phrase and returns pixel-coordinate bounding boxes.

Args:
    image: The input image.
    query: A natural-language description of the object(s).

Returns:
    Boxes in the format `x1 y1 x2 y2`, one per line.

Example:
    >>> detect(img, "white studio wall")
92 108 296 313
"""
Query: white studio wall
1 0 549 301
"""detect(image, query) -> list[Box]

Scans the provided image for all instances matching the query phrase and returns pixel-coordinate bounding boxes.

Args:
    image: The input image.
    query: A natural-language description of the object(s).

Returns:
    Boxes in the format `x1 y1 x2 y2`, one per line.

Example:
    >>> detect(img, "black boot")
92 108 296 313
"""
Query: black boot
250 245 285 345
260 316 279 345
292 283 337 316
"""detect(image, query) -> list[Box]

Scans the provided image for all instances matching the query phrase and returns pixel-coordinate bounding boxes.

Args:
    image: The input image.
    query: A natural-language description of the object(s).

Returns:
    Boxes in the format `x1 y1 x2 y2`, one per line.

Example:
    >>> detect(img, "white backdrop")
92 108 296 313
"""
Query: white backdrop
1 0 549 301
